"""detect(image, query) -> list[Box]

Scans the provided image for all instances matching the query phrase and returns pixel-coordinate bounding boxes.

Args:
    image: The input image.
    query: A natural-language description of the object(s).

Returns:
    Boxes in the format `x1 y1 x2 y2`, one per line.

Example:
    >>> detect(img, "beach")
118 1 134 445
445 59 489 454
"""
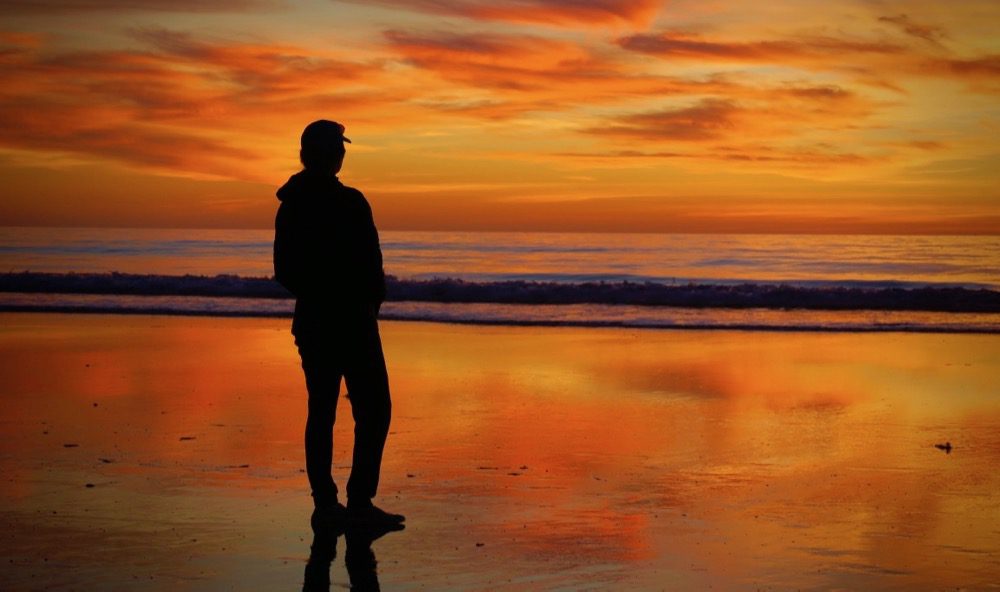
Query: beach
1 312 998 590
4 0 1000 589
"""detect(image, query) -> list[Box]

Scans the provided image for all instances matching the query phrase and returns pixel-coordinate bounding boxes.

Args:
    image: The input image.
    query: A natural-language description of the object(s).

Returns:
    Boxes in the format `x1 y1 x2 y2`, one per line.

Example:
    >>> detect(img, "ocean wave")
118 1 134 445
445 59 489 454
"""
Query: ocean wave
0 239 267 256
0 272 1000 312
1 294 997 333
1 271 999 312
383 240 616 254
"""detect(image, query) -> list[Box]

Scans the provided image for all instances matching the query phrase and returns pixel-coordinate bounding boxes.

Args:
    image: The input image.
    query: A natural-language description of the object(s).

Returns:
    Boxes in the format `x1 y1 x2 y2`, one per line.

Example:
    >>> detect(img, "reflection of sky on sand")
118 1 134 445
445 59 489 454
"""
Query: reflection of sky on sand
0 313 998 590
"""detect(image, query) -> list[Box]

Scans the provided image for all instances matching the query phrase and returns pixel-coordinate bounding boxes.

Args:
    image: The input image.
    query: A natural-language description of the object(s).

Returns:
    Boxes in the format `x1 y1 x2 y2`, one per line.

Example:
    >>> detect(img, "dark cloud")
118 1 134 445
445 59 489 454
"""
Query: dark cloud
878 14 947 47
892 140 946 151
616 31 905 62
345 0 660 26
932 55 1000 77
588 99 740 142
712 145 876 165
556 145 879 167
912 55 1000 93
583 83 876 152
782 86 853 100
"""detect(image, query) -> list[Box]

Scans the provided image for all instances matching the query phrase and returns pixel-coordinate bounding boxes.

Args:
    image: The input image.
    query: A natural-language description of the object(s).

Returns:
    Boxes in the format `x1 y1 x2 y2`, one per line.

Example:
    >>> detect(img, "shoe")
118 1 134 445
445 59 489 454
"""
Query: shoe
346 501 405 526
311 502 347 533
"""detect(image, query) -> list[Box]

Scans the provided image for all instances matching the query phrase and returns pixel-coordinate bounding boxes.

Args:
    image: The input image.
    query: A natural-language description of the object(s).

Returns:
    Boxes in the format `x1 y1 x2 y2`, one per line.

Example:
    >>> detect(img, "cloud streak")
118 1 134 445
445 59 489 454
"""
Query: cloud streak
616 23 1000 91
0 0 274 13
616 30 906 65
878 14 947 47
0 28 398 178
343 0 661 26
383 29 744 115
590 99 740 142
380 27 886 168
384 28 906 109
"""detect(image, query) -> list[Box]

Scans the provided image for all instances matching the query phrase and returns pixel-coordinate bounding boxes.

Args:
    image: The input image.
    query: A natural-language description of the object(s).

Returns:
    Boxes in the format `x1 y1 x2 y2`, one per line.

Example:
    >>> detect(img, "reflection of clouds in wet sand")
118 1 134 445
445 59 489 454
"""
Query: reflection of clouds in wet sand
386 325 1000 588
0 314 997 590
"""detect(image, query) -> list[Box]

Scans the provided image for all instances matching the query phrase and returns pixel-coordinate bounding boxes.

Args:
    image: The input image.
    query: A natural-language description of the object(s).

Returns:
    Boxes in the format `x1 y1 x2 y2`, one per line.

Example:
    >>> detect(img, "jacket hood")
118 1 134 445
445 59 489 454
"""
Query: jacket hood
276 170 342 202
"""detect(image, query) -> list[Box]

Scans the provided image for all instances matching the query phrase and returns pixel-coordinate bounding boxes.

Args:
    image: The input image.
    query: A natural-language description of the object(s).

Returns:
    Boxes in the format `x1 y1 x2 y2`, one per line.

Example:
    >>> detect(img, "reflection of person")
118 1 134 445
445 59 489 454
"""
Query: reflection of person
304 517 402 592
274 120 404 526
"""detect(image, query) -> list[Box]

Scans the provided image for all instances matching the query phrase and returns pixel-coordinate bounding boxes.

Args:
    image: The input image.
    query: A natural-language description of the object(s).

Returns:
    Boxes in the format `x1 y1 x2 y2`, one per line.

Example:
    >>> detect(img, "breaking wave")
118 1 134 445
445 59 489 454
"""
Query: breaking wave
1 271 998 332
2 271 999 313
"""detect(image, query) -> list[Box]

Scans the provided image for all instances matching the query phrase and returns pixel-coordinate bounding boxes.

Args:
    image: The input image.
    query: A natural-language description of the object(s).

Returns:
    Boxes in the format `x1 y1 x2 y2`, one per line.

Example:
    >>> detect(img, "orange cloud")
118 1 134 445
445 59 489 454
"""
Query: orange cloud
616 31 904 64
0 31 44 46
0 0 274 13
380 28 887 166
383 29 740 116
0 28 395 178
617 22 1000 92
0 4 995 233
129 28 377 107
349 0 661 27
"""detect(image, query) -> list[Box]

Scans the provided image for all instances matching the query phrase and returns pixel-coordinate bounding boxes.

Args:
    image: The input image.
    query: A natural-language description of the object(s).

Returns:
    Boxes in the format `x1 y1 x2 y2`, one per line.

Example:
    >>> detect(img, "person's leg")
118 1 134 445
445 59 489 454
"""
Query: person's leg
297 337 344 509
342 317 392 504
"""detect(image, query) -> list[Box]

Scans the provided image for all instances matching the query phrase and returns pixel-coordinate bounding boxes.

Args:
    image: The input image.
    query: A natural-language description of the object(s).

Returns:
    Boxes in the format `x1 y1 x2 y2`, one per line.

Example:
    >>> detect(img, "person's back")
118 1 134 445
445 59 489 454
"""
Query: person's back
274 167 386 338
273 120 403 529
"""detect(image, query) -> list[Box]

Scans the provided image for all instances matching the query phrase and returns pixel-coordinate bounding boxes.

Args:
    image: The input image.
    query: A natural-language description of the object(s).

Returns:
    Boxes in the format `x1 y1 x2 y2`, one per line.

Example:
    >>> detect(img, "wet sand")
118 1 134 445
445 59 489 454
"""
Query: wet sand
1 312 998 590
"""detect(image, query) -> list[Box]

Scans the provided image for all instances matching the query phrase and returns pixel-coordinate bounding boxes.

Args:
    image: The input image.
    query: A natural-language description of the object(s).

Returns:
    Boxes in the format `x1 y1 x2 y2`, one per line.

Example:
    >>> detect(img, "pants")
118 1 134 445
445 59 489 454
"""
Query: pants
295 314 391 507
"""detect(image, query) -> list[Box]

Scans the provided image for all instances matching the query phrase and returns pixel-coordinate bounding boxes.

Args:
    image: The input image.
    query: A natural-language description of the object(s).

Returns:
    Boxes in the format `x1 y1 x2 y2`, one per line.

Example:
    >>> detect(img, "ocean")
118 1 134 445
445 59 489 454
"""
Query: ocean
1 227 998 332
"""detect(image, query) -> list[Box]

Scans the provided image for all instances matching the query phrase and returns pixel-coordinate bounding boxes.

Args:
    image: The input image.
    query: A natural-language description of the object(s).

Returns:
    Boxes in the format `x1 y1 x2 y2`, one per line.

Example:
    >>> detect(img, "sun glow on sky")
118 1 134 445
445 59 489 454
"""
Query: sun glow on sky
0 0 998 233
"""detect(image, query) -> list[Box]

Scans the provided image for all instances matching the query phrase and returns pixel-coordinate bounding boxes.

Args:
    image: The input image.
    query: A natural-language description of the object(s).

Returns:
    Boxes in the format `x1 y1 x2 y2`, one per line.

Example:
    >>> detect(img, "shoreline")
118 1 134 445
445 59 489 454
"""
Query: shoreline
2 303 998 334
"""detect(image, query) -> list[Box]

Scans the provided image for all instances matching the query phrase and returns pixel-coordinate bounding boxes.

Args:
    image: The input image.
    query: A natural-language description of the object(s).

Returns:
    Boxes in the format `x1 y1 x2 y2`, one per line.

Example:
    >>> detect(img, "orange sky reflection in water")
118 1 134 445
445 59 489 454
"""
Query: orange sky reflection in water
0 313 998 588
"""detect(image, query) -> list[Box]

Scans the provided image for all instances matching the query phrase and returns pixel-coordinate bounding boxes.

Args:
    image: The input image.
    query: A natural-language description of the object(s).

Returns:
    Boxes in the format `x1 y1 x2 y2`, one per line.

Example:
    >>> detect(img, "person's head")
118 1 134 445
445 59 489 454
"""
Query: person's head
299 119 351 173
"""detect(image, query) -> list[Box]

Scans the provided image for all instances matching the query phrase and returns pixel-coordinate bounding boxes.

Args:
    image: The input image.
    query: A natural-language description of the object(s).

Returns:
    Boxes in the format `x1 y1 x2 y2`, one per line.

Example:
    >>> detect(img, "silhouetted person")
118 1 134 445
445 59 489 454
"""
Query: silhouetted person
274 119 404 527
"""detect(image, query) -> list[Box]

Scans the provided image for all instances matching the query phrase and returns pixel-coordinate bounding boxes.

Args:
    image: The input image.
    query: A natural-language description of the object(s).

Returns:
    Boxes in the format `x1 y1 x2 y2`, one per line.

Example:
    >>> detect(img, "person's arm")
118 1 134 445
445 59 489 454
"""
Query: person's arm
358 194 387 313
273 202 304 297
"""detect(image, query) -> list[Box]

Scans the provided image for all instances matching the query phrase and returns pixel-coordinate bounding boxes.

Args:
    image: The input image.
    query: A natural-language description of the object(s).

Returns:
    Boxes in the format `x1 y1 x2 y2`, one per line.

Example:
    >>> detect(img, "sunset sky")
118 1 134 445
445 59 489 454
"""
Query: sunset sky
1 0 998 233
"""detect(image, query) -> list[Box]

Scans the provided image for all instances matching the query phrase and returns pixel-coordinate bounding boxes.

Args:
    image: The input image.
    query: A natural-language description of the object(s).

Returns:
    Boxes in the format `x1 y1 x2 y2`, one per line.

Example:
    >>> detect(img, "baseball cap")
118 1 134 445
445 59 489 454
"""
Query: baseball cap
301 119 352 148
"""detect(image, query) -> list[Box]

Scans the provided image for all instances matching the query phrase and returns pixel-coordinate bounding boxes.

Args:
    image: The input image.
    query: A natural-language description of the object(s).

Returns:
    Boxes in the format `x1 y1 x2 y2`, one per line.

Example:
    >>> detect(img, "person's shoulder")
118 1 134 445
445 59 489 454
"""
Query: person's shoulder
338 183 372 210
338 183 366 199
276 171 309 203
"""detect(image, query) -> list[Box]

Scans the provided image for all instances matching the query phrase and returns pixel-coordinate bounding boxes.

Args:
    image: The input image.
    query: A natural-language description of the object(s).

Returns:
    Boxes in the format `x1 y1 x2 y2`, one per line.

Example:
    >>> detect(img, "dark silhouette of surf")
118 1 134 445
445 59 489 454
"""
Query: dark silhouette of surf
3 271 998 312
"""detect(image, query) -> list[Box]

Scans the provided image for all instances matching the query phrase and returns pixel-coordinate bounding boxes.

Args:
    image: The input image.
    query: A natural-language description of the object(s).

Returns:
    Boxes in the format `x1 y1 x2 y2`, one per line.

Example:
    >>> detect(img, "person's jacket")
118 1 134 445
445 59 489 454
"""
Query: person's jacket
273 169 386 337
